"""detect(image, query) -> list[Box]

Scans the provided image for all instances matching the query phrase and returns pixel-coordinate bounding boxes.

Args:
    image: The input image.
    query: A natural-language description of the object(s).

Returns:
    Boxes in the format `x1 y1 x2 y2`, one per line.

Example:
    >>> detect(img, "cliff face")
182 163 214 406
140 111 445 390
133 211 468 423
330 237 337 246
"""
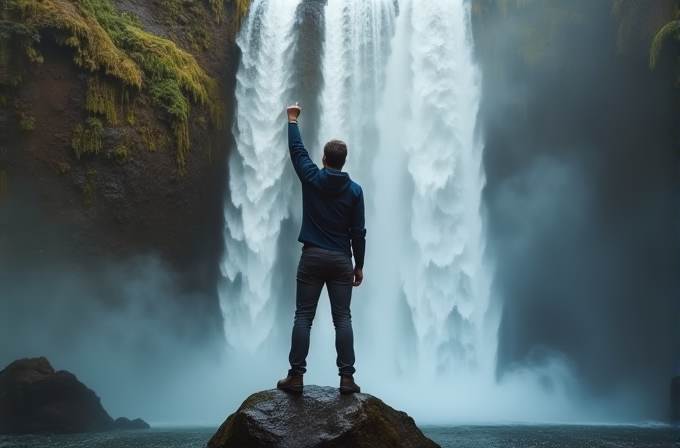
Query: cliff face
1 1 244 341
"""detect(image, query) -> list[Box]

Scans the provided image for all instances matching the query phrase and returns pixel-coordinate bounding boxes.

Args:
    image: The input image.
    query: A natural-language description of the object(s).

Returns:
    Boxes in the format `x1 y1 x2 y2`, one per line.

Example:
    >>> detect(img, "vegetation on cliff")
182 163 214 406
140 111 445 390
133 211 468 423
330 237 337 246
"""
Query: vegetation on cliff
1 0 250 173
650 1 680 69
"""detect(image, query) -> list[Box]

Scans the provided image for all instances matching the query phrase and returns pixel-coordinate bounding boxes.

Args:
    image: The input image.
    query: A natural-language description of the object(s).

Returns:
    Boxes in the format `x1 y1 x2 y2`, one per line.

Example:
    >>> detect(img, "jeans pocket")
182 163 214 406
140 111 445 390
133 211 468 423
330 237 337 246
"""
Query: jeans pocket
328 255 353 284
297 250 324 284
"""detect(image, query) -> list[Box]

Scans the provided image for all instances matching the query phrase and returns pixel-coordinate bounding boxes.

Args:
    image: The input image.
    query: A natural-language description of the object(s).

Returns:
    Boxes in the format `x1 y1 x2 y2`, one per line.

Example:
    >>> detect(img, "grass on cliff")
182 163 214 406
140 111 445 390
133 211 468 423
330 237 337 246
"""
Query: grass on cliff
211 0 250 28
12 0 226 170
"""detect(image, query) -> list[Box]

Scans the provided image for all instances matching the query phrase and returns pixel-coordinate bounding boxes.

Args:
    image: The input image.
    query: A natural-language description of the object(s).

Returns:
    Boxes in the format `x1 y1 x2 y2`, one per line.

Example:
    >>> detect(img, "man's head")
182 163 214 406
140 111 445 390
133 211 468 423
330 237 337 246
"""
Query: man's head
323 139 347 170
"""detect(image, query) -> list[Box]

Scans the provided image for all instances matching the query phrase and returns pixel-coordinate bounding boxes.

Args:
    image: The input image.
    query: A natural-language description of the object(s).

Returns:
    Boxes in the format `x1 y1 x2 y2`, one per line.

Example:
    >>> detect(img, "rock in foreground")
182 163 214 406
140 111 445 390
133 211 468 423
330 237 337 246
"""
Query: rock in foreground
0 357 148 434
208 385 440 448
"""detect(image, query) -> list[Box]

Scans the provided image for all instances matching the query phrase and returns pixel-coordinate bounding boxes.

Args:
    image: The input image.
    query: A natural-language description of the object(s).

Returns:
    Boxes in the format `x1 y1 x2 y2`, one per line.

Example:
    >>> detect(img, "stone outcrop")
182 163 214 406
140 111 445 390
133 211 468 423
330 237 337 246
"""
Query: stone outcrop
113 417 151 430
207 385 440 448
0 357 149 434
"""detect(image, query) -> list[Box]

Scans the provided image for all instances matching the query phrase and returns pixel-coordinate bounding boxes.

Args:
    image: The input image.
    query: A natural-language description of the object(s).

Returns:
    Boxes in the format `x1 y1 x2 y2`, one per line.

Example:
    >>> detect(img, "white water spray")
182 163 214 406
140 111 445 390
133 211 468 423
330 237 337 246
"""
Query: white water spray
220 0 588 423
372 0 491 376
318 0 397 182
220 0 301 351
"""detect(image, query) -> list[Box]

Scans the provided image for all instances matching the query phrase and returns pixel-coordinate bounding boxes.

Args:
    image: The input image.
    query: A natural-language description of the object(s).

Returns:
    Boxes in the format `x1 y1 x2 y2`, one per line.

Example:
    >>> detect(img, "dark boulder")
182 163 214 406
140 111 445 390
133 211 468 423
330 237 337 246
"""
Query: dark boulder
0 357 148 434
671 376 680 424
207 385 440 448
114 417 151 430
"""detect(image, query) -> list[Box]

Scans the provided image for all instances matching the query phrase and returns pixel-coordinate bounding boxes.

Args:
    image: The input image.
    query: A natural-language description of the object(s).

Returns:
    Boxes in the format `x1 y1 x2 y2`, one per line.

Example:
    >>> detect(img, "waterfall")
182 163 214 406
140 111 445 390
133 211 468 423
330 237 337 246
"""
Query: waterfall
318 0 397 185
218 0 608 424
220 0 301 351
368 0 490 376
223 0 490 384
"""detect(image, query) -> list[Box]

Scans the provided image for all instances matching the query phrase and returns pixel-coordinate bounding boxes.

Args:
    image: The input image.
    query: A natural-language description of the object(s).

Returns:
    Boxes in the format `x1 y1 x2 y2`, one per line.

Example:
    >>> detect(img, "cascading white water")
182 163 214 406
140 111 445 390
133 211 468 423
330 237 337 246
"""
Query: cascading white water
219 0 590 424
220 0 301 351
224 0 490 375
318 0 397 182
216 0 611 424
371 0 491 376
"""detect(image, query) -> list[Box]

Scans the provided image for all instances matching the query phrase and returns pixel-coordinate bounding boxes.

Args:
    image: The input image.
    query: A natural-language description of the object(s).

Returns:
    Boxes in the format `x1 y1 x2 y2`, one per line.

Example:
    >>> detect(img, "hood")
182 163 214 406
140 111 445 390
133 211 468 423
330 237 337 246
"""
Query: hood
317 168 351 197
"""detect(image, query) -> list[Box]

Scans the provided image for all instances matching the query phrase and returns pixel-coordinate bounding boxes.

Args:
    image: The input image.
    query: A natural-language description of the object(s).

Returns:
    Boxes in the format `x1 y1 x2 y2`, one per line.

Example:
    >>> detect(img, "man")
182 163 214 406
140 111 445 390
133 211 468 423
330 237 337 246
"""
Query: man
276 103 366 395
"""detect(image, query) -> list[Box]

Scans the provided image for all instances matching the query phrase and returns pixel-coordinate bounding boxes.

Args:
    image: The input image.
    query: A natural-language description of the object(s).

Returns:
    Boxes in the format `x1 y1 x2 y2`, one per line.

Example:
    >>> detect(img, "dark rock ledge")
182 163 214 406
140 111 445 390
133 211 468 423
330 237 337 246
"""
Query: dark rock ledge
208 385 440 448
0 357 149 434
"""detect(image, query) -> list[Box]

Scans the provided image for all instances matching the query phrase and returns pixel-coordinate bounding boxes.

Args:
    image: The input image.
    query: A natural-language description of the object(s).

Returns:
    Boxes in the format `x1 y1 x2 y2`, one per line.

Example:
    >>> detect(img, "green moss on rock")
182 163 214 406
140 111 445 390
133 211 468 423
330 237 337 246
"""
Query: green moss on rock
10 0 228 171
72 117 103 159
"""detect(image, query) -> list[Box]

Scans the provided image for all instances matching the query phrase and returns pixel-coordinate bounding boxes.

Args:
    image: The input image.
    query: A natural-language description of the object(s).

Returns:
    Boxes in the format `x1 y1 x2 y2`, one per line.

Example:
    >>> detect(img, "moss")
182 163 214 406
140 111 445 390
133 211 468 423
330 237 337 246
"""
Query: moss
190 25 212 51
86 76 118 124
111 131 132 164
57 161 71 174
19 113 35 132
81 167 97 206
136 123 169 153
16 0 143 87
11 0 226 170
651 17 679 69
72 117 103 159
353 399 403 447
211 0 251 28
195 115 207 129
0 8 42 85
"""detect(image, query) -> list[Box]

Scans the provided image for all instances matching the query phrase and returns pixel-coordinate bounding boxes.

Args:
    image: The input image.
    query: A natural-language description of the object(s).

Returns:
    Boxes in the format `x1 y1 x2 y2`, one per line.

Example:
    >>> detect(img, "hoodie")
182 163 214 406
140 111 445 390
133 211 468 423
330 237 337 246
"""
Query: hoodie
288 122 366 269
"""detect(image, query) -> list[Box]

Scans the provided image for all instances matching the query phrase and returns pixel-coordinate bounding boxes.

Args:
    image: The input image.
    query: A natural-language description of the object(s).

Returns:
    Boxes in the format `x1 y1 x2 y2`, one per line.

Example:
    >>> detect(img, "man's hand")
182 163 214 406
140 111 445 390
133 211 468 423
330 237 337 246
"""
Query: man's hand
287 104 301 122
353 268 363 287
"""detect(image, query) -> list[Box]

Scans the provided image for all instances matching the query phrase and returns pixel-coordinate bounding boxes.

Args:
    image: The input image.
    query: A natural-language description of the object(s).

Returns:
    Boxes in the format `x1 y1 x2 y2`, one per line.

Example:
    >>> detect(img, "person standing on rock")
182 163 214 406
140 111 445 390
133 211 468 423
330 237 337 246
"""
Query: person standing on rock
277 103 366 395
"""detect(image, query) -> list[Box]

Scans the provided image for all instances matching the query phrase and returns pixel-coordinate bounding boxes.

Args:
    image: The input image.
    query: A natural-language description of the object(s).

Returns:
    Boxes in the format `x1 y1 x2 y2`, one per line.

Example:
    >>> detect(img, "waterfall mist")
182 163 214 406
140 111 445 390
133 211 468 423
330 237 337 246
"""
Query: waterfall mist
218 0 673 424
4 0 677 427
477 0 679 421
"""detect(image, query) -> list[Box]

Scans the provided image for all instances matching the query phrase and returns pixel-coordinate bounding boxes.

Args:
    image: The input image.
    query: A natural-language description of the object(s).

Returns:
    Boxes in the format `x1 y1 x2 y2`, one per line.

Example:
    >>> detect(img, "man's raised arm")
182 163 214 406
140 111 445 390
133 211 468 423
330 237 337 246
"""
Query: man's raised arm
287 104 318 182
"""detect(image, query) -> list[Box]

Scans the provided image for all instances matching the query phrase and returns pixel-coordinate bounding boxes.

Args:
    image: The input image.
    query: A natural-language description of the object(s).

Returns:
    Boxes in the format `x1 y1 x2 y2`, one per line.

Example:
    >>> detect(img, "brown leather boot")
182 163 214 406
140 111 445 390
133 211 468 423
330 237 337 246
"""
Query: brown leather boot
277 375 303 393
339 375 361 394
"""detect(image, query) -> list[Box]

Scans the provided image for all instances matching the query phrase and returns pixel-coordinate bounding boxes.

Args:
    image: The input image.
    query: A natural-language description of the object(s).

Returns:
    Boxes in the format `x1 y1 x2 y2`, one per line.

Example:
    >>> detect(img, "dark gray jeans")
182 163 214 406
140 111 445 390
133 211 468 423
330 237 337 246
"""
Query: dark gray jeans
288 246 356 377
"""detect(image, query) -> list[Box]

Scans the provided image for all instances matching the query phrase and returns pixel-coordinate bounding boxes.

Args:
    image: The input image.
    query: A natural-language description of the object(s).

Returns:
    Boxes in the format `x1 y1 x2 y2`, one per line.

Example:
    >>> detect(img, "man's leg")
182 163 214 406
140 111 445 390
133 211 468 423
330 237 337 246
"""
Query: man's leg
326 254 356 377
288 249 325 376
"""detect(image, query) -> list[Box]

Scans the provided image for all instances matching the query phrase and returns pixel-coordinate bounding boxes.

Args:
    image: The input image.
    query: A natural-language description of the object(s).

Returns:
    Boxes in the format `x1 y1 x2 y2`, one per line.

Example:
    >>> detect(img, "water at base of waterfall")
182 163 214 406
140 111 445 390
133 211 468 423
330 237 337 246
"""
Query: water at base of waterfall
1 424 676 447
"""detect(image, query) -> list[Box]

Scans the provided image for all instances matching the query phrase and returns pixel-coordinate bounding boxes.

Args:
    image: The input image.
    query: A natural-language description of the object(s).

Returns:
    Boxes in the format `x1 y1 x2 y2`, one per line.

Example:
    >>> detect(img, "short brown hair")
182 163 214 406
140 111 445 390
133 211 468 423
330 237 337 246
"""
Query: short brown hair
324 139 347 169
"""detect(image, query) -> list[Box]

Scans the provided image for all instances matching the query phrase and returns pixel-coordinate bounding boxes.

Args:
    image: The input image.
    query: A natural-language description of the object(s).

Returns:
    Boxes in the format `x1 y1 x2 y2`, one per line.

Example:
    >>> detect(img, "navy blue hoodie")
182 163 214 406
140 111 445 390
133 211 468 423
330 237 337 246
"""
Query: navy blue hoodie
288 123 366 269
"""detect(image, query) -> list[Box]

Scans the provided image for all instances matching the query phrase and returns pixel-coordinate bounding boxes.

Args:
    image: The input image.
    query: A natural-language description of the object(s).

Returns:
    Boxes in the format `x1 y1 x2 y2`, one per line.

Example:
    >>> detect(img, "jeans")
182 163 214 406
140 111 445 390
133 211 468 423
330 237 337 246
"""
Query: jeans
288 246 356 377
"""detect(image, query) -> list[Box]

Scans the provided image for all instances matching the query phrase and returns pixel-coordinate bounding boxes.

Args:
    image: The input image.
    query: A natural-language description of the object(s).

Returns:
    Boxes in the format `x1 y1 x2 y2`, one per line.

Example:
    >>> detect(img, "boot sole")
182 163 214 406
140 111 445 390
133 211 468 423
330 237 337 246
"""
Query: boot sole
278 385 303 393
339 386 360 394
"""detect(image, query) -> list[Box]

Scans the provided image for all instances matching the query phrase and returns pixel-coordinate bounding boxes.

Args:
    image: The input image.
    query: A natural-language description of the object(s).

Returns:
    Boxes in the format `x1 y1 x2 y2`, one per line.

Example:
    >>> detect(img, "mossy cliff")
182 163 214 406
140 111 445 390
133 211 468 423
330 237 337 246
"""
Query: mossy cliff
0 0 250 310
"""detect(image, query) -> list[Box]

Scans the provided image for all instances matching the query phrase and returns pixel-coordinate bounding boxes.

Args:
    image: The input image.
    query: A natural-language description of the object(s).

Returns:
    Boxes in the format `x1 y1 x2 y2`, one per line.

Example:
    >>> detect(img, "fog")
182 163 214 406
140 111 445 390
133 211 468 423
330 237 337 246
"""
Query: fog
476 0 679 420
2 0 679 426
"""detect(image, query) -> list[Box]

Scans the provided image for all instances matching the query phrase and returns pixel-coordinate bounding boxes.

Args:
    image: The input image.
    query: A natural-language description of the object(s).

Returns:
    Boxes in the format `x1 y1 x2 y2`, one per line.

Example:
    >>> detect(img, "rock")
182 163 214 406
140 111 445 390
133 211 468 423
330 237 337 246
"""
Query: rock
0 357 148 434
114 417 151 430
207 385 440 448
671 376 680 424
0 357 114 434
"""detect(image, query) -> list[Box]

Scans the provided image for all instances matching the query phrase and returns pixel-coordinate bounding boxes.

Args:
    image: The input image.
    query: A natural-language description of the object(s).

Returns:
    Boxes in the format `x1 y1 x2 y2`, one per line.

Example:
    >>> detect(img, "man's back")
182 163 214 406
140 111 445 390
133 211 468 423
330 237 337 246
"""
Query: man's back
288 122 366 268
276 104 364 395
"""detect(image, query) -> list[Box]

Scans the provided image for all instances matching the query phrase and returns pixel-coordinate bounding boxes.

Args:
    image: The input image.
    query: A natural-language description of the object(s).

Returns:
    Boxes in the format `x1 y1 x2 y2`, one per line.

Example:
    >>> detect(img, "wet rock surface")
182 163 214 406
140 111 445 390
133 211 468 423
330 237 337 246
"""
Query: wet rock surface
207 385 440 448
0 357 148 434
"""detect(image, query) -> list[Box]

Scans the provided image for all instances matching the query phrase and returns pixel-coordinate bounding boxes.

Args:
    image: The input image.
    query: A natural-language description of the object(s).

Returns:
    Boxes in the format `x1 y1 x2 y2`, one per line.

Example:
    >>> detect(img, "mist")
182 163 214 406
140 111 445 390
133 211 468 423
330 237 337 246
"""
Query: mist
2 0 679 427
476 0 680 420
